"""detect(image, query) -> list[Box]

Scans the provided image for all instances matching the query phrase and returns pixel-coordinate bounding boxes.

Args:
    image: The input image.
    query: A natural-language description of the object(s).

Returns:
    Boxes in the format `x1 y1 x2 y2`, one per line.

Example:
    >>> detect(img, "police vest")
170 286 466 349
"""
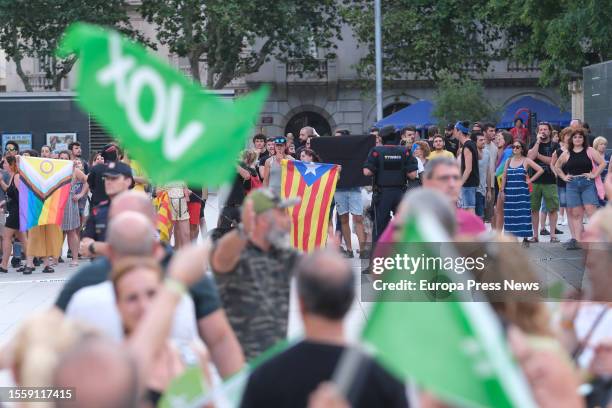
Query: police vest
374 145 409 187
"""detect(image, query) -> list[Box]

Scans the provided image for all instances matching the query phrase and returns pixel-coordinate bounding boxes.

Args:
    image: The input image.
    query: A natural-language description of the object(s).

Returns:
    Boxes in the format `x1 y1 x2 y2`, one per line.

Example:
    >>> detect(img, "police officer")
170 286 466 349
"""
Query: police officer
364 125 418 242
80 161 133 257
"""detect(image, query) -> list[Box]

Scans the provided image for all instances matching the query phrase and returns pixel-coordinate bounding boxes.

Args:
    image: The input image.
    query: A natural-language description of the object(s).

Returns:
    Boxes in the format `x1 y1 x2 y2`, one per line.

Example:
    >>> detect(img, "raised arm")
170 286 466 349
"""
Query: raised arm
210 199 255 274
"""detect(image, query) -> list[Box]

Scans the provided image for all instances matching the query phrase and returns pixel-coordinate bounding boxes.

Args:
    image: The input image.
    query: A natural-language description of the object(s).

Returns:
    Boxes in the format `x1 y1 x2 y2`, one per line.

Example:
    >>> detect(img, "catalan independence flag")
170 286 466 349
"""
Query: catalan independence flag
281 159 339 252
18 156 73 232
154 190 173 243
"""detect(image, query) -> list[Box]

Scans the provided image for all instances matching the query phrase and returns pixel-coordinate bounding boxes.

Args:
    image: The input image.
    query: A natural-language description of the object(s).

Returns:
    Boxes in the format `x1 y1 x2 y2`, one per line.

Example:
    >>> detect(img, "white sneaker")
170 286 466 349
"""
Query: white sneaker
561 218 568 226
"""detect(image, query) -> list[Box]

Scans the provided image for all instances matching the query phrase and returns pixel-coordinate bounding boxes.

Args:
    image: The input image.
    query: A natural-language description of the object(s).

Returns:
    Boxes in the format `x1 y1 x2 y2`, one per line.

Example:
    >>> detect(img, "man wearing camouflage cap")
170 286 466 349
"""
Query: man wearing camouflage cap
210 188 301 360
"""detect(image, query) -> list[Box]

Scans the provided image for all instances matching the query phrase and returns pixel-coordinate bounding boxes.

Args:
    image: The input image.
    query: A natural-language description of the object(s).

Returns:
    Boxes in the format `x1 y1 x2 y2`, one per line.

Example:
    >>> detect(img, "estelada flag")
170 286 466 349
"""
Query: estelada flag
280 159 339 252
153 190 173 242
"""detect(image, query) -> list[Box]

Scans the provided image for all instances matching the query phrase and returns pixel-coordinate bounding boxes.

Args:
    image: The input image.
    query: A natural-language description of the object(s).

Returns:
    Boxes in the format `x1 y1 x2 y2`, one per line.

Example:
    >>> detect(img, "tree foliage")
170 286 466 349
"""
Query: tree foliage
140 0 344 89
0 0 143 91
488 0 612 91
345 0 612 93
432 71 500 126
344 0 502 81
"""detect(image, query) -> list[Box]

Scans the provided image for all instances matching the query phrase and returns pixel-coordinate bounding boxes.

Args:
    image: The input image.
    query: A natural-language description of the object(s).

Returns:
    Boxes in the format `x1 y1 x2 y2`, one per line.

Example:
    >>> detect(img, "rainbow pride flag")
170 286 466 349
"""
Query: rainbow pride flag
18 156 73 231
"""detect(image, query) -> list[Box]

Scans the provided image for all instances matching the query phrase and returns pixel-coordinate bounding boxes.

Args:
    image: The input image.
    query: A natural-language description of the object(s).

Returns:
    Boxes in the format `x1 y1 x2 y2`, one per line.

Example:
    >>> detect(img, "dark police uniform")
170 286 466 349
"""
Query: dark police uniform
82 161 133 244
83 200 110 242
364 144 418 242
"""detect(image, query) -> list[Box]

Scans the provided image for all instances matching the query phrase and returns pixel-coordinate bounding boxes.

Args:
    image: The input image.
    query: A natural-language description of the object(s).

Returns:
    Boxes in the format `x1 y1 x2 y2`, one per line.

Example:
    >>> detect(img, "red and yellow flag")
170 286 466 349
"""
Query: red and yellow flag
154 191 173 242
280 159 339 252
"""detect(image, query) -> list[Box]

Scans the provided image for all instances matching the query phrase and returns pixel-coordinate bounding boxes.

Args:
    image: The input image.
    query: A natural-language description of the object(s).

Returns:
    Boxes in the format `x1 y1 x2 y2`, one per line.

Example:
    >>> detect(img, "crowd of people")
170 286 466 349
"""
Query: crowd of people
0 117 610 408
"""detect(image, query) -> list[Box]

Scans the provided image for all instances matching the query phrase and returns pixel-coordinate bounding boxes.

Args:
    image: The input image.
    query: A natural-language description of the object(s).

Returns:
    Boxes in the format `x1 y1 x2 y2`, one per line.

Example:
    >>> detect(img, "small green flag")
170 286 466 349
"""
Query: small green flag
361 215 537 408
57 23 268 186
159 366 207 408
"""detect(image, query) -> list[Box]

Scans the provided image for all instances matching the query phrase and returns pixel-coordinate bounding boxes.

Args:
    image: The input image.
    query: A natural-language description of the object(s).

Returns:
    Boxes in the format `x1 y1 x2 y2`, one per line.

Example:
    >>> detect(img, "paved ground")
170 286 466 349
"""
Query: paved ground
0 193 584 386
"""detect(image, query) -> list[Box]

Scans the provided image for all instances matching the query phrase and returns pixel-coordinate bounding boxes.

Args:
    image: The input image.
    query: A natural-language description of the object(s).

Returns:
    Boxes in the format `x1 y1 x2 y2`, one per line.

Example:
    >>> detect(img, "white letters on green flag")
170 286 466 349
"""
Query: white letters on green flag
57 23 268 186
361 214 536 408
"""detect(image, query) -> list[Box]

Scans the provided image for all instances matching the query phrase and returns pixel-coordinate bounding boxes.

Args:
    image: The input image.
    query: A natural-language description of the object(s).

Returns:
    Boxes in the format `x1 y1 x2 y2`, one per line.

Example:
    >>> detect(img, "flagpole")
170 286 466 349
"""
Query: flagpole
375 0 383 121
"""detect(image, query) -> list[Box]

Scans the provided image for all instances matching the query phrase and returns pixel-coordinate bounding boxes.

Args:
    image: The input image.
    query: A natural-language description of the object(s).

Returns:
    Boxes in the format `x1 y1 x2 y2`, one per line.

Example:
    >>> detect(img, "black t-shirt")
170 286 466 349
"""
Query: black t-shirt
461 140 479 187
529 140 558 184
240 341 408 408
226 163 257 207
87 163 109 207
445 136 459 156
258 152 271 168
187 185 203 203
83 201 110 241
55 246 221 320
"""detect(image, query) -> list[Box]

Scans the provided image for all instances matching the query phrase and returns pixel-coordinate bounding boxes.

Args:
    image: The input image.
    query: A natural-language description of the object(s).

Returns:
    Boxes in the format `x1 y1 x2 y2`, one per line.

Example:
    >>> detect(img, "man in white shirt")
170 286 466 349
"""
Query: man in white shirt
65 211 198 342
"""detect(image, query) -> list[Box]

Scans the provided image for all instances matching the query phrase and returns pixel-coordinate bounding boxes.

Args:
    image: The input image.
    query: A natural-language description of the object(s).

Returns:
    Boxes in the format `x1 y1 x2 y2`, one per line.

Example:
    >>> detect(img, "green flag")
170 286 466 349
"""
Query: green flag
159 366 207 408
57 23 268 186
361 214 537 408
180 339 291 408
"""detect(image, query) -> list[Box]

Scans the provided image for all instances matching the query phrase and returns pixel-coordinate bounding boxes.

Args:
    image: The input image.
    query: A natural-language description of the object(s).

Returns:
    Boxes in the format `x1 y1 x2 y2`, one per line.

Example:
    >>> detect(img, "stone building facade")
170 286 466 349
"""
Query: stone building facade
0 4 572 138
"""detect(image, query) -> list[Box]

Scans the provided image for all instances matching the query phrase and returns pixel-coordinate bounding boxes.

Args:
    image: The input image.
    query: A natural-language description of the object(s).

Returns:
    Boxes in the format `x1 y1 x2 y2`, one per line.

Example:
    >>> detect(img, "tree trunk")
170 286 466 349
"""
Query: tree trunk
189 54 201 84
14 57 33 92
54 76 63 91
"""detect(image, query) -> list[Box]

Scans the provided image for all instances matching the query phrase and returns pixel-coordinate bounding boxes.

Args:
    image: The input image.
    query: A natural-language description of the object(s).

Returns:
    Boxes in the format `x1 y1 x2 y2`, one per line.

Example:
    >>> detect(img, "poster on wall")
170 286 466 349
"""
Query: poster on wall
46 132 77 153
2 133 32 153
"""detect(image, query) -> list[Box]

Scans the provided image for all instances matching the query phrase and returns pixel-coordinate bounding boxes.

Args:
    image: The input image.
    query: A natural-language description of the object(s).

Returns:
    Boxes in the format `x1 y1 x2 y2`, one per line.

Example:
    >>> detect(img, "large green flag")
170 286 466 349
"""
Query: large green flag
57 23 268 186
360 214 537 408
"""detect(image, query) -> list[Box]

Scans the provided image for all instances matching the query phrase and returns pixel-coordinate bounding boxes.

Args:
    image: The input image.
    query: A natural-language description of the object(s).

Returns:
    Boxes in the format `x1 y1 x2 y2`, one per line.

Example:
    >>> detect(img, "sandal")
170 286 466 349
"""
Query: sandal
42 266 55 273
22 267 34 275
69 261 79 267
527 237 539 243
550 237 560 243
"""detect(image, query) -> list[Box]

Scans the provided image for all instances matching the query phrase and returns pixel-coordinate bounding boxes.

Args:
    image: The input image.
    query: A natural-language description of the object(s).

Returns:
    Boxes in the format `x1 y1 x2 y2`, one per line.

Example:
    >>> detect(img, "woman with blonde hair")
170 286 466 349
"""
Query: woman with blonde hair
460 233 553 335
111 256 210 406
592 136 610 206
9 310 99 395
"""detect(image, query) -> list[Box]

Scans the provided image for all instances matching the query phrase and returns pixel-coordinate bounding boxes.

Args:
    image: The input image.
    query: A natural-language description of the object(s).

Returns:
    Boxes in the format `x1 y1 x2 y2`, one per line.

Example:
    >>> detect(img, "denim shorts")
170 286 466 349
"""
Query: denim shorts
566 177 599 208
334 187 363 215
460 187 477 209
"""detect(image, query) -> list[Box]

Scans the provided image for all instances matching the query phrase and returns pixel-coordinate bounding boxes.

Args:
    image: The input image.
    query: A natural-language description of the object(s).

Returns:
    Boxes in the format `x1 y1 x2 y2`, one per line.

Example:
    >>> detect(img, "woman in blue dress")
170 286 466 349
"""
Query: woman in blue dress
500 141 544 242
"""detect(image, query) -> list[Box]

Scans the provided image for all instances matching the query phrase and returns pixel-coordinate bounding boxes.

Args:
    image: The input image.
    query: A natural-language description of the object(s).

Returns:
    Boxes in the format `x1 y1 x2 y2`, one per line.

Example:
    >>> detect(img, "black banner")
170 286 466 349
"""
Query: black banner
311 135 375 188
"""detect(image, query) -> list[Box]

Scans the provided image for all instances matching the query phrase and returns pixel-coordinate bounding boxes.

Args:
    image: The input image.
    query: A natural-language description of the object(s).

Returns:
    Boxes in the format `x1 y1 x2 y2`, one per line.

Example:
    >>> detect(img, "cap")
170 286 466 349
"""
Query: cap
445 123 454 131
247 188 300 214
273 137 287 144
103 161 133 179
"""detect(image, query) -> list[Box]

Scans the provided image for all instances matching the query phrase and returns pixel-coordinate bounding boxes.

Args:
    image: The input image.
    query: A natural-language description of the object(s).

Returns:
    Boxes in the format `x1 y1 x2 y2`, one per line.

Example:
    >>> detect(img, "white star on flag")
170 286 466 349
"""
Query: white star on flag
304 162 321 175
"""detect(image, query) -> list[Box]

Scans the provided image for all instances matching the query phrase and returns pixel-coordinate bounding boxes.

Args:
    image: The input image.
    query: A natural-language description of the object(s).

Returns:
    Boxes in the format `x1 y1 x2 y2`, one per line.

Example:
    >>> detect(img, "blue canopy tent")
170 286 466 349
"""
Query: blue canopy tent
374 100 435 130
497 96 571 129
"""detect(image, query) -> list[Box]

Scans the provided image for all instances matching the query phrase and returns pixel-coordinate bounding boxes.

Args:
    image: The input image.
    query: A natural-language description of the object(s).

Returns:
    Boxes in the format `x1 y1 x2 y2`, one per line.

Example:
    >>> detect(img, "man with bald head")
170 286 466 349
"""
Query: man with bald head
240 250 408 408
65 211 199 342
56 191 245 378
